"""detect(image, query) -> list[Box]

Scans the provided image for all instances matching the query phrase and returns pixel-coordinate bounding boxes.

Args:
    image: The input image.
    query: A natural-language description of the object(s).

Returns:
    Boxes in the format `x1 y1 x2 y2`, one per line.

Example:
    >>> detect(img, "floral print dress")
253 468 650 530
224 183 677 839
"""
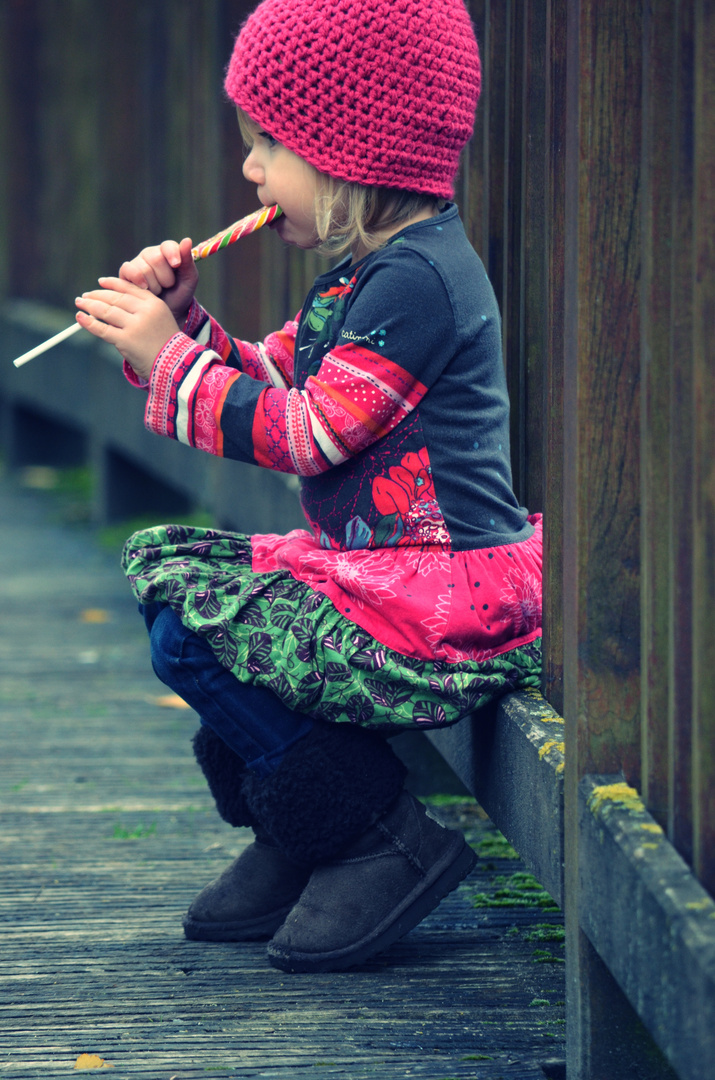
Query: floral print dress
122 206 543 730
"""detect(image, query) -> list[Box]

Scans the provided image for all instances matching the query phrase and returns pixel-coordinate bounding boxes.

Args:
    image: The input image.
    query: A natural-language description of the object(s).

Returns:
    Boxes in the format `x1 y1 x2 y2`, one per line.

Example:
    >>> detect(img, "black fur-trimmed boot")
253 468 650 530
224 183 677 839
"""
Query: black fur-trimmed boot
183 725 311 941
267 790 477 972
241 721 477 972
241 720 408 864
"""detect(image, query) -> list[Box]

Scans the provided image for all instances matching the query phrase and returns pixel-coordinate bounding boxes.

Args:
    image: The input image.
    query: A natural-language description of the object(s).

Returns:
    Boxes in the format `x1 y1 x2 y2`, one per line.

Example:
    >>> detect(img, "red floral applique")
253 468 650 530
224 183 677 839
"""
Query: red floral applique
372 449 449 546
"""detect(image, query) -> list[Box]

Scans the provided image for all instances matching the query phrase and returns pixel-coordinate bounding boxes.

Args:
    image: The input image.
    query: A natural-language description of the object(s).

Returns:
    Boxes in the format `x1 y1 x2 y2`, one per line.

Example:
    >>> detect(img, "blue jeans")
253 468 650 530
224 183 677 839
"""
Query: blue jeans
142 603 314 777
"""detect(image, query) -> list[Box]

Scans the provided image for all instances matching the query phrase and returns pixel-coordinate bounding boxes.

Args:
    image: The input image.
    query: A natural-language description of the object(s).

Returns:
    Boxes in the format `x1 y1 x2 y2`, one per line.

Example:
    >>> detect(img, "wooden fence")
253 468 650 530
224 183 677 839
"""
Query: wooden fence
1 2 713 1078
465 4 715 1077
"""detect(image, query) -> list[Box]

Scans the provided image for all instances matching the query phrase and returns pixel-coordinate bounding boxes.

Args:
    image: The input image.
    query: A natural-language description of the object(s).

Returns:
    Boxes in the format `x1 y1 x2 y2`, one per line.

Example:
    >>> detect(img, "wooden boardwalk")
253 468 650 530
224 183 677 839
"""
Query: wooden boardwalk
0 472 565 1080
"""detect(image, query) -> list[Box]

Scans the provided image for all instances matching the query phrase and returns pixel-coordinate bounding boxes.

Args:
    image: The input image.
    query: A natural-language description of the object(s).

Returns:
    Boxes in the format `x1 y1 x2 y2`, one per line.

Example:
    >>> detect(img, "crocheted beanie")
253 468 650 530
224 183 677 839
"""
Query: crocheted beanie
224 0 481 199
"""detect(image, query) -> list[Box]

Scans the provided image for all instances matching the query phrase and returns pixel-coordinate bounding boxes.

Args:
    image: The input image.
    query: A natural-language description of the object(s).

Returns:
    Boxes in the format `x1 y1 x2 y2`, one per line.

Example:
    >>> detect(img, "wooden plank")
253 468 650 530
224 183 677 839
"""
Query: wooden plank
502 1 527 503
561 1 658 1076
162 1 224 319
640 0 677 834
541 0 567 713
666 0 696 865
0 806 566 1080
692 0 715 896
0 1 9 297
221 0 267 342
99 2 152 279
2 0 43 300
483 0 509 298
36 0 107 306
562 0 643 786
521 0 548 516
462 0 486 259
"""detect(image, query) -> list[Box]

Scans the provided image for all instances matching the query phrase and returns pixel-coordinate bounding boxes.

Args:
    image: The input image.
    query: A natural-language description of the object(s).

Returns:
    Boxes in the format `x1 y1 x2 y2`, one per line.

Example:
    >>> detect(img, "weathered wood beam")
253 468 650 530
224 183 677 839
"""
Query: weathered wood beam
578 774 715 1080
427 690 565 907
431 693 712 1079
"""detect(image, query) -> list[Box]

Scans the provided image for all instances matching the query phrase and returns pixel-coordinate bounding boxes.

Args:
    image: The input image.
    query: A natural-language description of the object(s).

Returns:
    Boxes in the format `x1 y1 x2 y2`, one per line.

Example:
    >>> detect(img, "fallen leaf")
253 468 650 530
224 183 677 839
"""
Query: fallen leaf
147 693 193 710
74 1054 113 1070
79 608 111 623
20 465 59 490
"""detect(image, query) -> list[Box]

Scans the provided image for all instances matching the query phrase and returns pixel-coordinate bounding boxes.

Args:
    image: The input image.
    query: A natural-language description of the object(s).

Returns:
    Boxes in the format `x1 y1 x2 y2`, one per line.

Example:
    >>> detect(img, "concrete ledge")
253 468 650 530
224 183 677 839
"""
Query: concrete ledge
579 774 715 1080
426 689 565 906
0 301 305 534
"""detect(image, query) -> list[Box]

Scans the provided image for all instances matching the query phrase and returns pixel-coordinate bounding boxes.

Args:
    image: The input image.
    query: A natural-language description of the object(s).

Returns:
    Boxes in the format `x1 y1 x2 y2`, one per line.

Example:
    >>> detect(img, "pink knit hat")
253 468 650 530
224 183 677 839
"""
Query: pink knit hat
224 0 481 199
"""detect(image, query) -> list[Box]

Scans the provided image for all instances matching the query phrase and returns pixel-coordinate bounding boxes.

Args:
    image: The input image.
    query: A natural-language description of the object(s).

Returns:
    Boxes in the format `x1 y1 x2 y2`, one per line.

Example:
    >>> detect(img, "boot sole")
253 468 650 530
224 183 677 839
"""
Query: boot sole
267 838 477 973
183 904 294 942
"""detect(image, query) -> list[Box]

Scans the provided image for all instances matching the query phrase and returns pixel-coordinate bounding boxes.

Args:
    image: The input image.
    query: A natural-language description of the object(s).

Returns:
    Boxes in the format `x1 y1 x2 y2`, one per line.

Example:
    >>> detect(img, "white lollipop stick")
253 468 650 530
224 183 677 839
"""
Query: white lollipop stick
13 321 83 368
12 205 283 369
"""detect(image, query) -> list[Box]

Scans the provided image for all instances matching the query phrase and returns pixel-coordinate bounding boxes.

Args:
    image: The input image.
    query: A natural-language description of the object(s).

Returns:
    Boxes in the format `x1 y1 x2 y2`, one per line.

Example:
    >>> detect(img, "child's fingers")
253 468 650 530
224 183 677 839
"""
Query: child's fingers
119 258 154 291
161 238 198 291
74 309 124 346
159 239 184 270
116 239 196 304
177 237 195 265
77 281 159 325
76 295 132 330
97 275 149 297
118 246 178 293
75 285 180 379
118 251 167 292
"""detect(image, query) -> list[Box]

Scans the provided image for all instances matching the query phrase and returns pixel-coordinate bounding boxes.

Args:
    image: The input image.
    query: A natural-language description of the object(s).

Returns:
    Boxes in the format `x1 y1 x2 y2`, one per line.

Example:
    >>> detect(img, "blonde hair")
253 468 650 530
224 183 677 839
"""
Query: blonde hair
315 181 442 258
237 109 443 258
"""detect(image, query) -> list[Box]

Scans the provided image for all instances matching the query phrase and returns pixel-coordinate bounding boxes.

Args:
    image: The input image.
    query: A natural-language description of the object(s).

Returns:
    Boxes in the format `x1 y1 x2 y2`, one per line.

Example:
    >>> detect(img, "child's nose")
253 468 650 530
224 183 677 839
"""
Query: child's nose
242 148 264 186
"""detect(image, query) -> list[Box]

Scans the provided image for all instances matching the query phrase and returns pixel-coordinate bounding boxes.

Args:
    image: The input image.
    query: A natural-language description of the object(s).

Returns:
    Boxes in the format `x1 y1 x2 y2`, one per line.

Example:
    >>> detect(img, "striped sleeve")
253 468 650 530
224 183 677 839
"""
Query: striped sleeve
249 342 428 474
182 300 298 388
143 333 428 474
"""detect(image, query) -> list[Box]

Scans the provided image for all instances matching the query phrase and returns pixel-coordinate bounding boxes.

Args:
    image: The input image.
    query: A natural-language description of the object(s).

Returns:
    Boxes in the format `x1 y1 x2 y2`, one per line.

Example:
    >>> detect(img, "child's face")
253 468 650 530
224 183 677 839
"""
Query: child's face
242 128 320 249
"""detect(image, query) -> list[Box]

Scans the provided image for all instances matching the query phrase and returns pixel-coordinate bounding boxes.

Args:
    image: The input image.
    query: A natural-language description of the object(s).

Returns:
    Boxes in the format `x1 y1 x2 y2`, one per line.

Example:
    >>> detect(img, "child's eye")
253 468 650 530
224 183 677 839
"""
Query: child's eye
257 130 279 147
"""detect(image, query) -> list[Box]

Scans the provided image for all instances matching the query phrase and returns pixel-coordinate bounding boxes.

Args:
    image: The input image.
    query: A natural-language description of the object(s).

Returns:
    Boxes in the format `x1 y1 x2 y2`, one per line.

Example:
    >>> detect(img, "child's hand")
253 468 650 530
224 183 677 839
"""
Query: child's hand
119 237 198 326
75 278 181 381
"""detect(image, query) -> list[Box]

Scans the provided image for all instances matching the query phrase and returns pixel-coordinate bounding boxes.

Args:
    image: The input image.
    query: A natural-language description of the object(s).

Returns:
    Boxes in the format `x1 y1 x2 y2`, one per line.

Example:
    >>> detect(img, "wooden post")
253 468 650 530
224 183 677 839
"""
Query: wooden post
692 0 715 897
562 1 678 1075
667 0 696 868
542 0 567 712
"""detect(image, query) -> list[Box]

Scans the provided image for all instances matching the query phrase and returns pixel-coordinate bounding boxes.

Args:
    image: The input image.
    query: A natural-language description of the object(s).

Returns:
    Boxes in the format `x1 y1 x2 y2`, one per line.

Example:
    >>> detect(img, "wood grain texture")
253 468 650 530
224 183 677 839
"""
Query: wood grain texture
692 0 715 896
640 0 677 834
667 0 697 867
563 2 647 1076
542 0 567 713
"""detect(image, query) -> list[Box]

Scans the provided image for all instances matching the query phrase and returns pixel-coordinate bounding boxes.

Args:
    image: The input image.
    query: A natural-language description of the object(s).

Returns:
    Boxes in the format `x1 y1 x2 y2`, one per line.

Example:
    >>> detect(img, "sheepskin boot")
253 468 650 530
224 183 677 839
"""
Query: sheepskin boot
241 720 409 865
267 790 477 972
183 725 311 941
241 721 477 972
190 723 253 828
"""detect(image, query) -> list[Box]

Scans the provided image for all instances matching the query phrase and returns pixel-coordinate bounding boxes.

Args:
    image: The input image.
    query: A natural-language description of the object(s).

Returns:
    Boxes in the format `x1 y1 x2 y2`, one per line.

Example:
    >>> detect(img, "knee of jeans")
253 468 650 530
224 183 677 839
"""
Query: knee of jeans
149 606 190 681
140 601 168 635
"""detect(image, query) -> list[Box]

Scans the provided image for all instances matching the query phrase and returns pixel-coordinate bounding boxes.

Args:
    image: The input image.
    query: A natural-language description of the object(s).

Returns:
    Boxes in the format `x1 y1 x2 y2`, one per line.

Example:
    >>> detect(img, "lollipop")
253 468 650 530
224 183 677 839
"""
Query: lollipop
12 206 283 367
191 204 282 260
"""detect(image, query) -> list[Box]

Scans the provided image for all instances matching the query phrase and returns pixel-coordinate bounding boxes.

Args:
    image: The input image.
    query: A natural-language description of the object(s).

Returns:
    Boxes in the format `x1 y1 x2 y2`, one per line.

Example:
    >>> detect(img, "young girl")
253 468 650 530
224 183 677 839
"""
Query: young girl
75 0 542 974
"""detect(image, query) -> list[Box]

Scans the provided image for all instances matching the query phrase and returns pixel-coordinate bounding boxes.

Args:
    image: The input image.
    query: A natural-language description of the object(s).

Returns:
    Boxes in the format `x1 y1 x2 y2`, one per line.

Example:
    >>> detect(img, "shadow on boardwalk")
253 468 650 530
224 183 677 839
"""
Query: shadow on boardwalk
0 471 565 1080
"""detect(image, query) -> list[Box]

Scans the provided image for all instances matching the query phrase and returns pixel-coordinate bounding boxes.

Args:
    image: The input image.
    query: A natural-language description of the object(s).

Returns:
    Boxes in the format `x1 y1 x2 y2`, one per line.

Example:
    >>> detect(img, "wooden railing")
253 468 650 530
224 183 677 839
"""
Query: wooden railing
1 2 713 1078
